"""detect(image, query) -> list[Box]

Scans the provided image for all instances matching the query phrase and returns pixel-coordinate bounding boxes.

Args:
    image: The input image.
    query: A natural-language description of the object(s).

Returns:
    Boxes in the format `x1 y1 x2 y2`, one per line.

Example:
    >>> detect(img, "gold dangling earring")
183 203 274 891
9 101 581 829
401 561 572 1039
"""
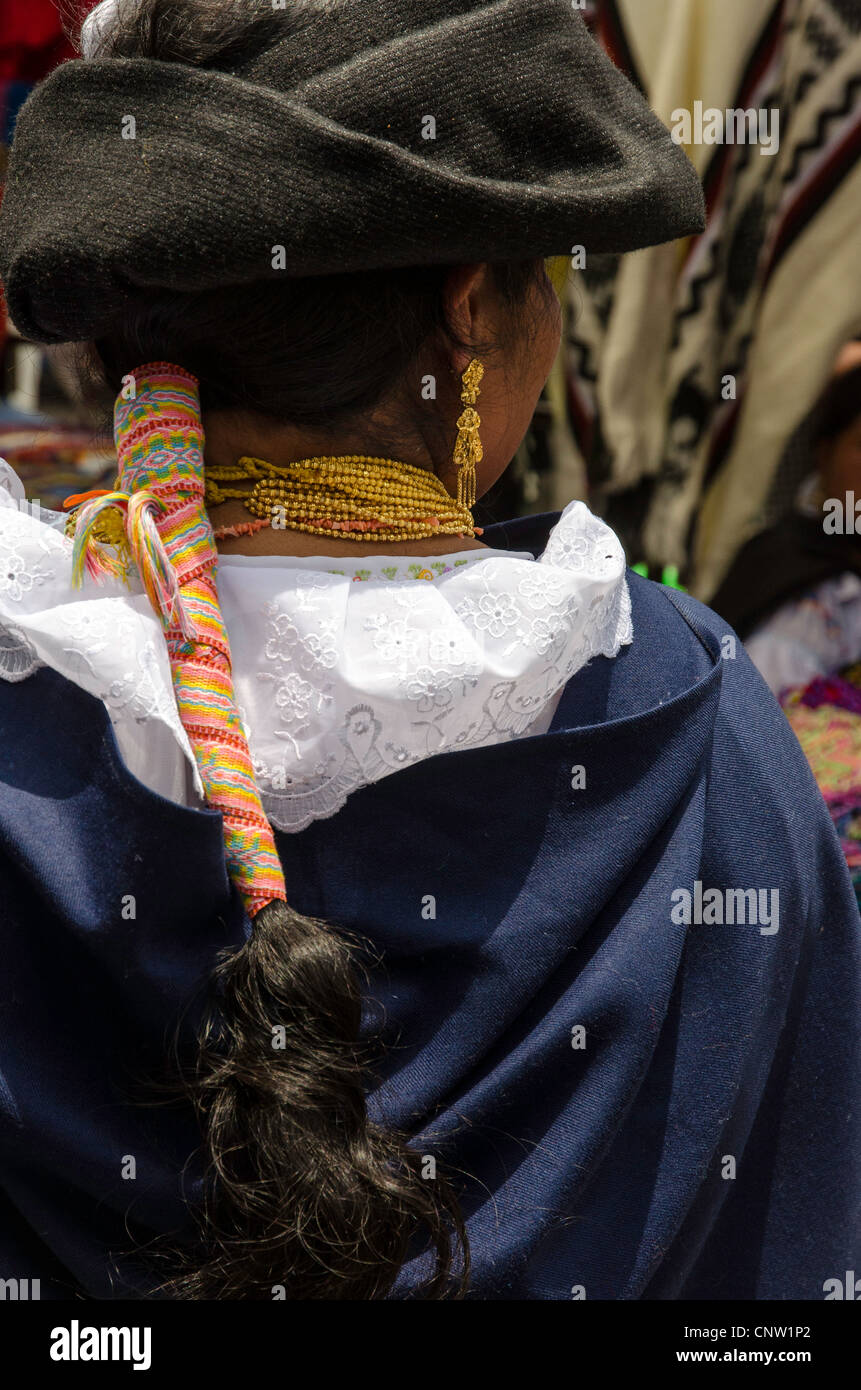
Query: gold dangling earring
453 358 485 511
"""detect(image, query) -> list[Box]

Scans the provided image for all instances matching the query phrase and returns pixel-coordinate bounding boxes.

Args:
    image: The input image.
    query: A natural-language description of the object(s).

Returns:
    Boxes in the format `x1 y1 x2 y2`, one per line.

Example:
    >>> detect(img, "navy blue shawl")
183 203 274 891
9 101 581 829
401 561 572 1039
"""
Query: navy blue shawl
0 513 858 1300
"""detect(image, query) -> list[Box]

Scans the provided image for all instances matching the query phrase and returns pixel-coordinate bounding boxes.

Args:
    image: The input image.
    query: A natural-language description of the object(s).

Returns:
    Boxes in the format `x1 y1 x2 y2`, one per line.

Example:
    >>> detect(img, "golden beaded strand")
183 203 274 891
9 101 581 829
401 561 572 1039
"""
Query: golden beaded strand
204 454 477 543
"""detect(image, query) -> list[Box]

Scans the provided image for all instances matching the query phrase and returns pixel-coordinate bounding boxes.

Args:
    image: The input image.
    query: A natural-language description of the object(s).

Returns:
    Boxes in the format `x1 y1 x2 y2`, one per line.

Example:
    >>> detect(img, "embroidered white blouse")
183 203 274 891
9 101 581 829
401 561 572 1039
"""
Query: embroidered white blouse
0 460 632 831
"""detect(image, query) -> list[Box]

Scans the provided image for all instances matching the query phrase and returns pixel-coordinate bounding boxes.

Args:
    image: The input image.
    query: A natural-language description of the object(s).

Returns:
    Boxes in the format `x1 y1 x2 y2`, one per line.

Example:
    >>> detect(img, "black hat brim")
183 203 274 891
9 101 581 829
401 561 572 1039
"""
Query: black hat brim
0 0 705 343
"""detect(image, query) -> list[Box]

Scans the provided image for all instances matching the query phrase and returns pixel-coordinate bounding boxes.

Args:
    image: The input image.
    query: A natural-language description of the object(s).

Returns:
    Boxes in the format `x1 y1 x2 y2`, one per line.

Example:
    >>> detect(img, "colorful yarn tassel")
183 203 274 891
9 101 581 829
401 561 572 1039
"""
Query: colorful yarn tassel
125 490 196 643
70 487 195 639
70 491 134 585
66 362 287 919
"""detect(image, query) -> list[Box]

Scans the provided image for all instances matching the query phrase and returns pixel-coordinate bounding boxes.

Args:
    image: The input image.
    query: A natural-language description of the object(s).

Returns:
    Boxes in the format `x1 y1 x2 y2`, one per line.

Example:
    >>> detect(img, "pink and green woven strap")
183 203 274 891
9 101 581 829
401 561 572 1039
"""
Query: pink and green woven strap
69 362 287 918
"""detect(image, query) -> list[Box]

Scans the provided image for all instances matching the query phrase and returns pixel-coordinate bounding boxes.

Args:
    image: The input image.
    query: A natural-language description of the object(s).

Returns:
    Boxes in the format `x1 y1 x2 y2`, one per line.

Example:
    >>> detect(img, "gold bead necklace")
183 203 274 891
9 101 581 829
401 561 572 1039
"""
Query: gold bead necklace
204 454 477 543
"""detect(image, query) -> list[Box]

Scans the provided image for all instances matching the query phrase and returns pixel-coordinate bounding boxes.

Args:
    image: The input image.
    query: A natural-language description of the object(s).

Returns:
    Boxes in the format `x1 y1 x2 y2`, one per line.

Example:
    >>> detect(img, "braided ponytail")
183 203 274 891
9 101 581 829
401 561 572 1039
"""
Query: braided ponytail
167 902 464 1299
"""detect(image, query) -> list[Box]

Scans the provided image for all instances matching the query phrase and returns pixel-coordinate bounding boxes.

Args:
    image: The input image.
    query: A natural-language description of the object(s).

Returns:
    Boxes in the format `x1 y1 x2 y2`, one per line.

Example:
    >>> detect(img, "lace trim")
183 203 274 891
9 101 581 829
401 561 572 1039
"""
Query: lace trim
255 581 631 833
0 624 42 682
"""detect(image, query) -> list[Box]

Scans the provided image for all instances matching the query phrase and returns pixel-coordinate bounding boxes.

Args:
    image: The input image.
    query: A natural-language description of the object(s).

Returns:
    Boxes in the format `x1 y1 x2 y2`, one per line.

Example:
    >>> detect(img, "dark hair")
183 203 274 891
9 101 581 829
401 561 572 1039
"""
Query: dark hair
91 259 550 461
813 363 861 446
68 0 555 1299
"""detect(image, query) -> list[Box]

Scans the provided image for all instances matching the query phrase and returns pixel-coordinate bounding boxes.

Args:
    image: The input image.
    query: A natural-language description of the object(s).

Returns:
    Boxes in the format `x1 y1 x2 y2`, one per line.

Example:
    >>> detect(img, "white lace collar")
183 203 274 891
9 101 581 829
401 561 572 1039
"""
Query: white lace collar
0 461 632 830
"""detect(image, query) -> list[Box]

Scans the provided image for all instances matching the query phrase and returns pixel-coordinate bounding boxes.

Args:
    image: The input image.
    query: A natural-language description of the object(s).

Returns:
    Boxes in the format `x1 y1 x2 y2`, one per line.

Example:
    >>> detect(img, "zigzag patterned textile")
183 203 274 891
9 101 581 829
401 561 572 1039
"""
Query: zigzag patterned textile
76 363 286 918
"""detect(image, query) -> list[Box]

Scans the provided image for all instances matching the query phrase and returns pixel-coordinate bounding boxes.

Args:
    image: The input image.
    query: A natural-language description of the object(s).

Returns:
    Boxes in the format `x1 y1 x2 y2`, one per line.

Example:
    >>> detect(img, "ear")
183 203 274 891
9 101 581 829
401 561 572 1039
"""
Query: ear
443 264 493 364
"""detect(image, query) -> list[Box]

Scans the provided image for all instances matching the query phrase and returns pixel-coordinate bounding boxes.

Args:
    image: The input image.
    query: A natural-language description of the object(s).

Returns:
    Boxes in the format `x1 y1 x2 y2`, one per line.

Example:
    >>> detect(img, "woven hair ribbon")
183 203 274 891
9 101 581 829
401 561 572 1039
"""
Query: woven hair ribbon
66 362 287 918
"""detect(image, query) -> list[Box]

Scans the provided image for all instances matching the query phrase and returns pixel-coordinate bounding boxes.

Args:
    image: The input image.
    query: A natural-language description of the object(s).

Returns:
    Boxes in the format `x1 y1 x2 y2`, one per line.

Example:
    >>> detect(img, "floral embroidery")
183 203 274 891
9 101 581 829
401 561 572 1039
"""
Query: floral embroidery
261 601 338 672
404 665 459 713
330 556 476 583
428 627 477 668
364 614 424 665
0 551 55 602
519 566 568 611
274 671 316 727
456 588 520 639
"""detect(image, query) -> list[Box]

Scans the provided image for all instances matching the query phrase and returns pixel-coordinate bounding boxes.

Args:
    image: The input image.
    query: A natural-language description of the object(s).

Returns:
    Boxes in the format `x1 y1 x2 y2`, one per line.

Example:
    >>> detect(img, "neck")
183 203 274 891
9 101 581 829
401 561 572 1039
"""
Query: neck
202 409 487 558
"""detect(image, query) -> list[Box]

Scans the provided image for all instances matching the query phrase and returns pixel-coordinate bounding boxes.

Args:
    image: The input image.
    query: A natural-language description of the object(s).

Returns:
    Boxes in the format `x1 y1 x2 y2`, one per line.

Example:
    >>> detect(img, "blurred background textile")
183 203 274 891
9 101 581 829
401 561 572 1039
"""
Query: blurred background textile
566 0 861 599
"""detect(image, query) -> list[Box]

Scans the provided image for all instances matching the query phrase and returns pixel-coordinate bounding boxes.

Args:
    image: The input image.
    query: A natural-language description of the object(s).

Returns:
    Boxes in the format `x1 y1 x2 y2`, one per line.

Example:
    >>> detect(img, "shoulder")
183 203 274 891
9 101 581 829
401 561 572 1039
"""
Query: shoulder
480 509 562 558
603 574 834 811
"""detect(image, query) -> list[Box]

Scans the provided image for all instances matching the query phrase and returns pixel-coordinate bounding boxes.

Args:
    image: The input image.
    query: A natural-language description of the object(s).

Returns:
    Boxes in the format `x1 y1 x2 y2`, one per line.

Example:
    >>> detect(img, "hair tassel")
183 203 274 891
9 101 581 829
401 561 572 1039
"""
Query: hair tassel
126 491 197 642
70 491 133 587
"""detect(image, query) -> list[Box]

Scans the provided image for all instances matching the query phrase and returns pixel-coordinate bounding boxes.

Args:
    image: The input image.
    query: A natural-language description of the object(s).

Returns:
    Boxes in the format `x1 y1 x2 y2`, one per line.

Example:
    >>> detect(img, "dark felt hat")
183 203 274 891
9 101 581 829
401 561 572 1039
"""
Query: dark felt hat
0 0 705 344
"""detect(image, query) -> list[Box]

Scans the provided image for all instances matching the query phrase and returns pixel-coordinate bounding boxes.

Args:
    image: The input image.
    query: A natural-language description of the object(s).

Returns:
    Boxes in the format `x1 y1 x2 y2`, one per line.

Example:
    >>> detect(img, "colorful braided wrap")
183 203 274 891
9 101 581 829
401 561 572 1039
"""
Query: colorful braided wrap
68 363 287 918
